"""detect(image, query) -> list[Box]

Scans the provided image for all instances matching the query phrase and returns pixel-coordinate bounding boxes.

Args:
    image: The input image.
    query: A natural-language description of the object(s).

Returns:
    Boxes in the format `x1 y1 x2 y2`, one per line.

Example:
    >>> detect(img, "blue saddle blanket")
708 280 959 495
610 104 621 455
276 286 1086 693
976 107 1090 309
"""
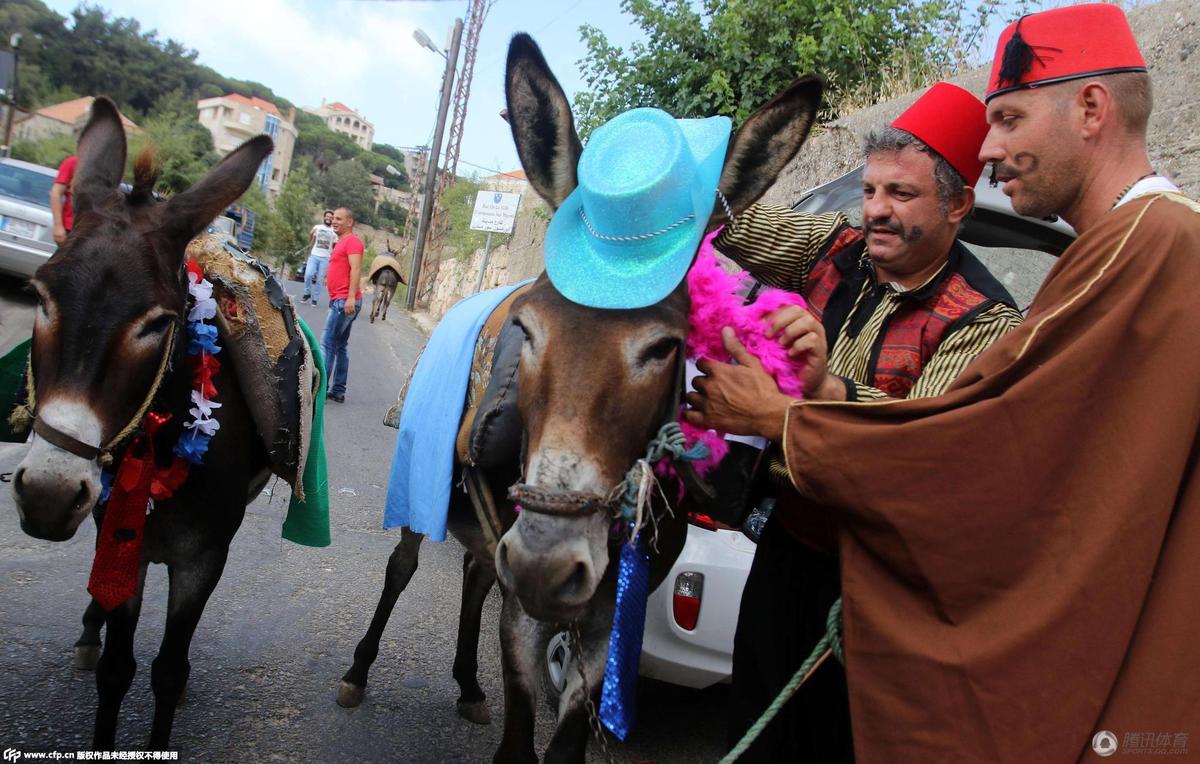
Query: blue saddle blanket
383 280 533 540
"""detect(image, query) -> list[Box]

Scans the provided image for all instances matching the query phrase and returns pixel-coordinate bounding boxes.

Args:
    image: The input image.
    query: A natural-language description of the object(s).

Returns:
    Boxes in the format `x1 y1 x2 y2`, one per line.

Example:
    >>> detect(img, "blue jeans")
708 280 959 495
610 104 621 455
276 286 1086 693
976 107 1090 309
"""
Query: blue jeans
303 255 330 301
322 298 362 396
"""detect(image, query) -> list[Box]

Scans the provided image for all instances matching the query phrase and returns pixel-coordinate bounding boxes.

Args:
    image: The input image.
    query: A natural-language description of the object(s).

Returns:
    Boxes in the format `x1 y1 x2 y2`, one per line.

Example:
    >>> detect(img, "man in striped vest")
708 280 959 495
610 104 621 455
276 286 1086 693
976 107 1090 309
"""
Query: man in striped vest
709 82 1021 761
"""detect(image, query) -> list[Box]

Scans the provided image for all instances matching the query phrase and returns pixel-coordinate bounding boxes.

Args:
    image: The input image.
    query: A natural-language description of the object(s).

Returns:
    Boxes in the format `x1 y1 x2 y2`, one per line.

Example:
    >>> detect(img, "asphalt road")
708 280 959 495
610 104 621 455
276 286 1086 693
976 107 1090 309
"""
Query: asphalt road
0 274 728 763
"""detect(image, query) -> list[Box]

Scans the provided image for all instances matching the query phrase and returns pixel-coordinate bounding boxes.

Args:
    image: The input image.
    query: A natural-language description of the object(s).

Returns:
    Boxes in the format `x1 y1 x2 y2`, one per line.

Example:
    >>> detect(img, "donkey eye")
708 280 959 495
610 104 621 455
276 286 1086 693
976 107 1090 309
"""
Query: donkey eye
512 317 534 347
139 315 174 338
639 337 679 365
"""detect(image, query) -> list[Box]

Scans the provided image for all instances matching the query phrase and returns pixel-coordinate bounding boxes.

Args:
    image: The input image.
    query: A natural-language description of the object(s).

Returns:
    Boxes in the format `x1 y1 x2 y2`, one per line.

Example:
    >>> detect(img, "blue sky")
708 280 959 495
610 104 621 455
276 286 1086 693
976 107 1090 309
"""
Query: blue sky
42 0 638 176
40 0 1059 178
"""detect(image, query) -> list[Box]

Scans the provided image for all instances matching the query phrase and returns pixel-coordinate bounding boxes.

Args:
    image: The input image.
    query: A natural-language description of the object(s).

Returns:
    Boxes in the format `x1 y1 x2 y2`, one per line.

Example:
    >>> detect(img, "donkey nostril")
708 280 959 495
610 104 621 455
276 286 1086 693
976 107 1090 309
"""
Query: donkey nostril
73 481 90 512
556 561 589 602
496 540 512 574
12 467 26 496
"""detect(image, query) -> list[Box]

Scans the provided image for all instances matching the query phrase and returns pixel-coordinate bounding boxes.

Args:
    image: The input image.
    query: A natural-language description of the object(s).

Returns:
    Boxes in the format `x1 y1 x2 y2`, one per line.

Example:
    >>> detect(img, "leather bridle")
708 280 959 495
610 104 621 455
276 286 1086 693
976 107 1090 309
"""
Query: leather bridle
505 347 710 520
20 321 179 467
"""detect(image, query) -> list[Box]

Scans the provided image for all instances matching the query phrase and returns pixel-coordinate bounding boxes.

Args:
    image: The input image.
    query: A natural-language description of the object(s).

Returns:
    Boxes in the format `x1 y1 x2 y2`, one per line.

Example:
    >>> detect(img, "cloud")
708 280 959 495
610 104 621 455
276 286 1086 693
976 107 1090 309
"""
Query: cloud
84 0 446 117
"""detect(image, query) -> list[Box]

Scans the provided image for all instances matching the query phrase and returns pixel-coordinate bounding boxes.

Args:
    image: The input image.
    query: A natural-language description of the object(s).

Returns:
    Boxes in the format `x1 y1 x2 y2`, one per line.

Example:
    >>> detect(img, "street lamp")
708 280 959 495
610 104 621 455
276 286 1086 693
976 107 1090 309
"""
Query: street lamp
412 28 445 59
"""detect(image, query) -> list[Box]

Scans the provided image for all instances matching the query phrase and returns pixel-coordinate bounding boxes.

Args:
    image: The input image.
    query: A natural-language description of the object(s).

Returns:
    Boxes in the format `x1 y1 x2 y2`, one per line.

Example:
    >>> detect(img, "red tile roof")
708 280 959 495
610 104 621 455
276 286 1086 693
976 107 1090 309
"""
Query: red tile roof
328 102 355 113
490 169 526 180
225 93 281 116
34 96 140 131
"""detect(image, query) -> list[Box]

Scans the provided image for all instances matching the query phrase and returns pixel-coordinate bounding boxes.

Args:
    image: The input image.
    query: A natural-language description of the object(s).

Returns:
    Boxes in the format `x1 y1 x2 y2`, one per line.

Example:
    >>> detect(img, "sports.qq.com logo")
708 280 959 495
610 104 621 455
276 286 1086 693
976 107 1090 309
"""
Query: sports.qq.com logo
1092 730 1119 757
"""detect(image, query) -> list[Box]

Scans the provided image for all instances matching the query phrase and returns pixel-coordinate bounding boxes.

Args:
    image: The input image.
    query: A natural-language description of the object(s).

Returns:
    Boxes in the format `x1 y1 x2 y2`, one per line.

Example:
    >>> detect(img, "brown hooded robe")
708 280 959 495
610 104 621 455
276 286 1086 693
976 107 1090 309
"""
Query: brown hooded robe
781 192 1200 762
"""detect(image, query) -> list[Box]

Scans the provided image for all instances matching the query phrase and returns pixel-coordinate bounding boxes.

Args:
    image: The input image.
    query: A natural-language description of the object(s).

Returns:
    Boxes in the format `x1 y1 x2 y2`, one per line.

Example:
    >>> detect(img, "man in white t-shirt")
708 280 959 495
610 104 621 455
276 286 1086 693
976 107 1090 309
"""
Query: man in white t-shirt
302 210 338 304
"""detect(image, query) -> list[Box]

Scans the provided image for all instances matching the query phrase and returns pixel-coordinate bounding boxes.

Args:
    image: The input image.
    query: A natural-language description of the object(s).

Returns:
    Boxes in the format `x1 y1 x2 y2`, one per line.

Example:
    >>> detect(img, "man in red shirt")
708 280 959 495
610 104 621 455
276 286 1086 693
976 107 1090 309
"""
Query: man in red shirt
321 206 364 403
49 154 78 244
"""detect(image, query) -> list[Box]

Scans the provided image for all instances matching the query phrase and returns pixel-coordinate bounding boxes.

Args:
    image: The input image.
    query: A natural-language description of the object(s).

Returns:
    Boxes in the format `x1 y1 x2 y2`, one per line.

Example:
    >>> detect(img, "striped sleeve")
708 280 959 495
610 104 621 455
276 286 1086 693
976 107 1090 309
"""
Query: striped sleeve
713 204 849 293
852 302 1024 400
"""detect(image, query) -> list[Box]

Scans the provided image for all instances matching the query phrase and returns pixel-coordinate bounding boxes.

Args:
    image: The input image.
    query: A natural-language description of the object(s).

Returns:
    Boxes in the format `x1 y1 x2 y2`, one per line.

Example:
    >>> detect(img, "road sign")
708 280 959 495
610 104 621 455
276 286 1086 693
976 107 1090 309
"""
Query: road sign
469 190 521 233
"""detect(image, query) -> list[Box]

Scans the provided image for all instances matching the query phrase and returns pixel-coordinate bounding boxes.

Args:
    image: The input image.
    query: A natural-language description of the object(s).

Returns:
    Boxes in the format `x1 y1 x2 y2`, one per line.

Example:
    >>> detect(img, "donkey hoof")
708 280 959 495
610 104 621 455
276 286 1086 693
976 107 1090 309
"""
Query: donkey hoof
456 700 492 725
74 644 101 671
337 680 365 708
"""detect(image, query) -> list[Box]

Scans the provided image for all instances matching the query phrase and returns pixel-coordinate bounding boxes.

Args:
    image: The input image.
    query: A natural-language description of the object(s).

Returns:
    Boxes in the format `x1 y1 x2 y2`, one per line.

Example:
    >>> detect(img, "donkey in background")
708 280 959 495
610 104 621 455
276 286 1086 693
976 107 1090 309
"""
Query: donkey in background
369 243 403 324
338 33 822 762
11 98 277 750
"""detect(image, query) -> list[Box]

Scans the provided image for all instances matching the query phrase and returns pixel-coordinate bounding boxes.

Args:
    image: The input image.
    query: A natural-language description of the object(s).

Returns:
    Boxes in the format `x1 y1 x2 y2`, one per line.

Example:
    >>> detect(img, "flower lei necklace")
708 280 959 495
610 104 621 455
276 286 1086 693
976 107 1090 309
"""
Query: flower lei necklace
88 258 222 610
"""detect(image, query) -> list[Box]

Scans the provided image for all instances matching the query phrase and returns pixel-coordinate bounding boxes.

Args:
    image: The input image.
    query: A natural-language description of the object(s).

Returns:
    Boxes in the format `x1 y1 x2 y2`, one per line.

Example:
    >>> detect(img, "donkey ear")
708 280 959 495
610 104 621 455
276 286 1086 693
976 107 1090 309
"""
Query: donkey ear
73 97 128 219
505 33 582 210
714 74 824 222
164 135 274 242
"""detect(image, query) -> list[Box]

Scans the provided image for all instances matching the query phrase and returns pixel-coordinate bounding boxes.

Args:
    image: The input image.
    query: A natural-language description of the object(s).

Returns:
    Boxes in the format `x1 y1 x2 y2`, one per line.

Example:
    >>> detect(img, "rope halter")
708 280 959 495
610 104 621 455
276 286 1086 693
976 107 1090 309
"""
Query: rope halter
508 422 711 526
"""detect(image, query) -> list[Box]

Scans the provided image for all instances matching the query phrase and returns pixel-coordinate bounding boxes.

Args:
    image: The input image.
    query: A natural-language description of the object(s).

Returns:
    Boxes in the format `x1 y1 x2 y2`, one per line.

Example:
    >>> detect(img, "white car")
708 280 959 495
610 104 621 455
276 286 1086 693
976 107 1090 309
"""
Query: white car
639 506 763 687
0 157 58 279
544 165 1076 695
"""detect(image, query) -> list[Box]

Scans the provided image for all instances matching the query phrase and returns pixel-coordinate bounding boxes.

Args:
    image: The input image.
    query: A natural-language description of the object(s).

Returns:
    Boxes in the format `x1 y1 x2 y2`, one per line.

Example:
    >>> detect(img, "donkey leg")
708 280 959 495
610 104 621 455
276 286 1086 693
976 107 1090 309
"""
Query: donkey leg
338 528 425 707
453 553 496 725
147 549 231 749
76 513 107 670
370 293 379 323
381 287 393 321
494 593 541 764
92 567 148 750
544 620 611 764
74 598 106 670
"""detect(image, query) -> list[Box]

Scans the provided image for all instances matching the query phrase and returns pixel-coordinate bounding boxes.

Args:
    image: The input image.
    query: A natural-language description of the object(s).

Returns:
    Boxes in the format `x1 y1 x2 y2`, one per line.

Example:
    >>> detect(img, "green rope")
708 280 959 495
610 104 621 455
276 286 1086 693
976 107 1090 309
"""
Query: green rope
720 597 844 763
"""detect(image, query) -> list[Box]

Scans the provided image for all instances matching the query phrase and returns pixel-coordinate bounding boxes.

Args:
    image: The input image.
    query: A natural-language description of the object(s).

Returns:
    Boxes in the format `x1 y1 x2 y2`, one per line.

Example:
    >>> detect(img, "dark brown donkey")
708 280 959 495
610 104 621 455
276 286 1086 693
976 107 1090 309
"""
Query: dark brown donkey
338 34 822 762
10 98 276 750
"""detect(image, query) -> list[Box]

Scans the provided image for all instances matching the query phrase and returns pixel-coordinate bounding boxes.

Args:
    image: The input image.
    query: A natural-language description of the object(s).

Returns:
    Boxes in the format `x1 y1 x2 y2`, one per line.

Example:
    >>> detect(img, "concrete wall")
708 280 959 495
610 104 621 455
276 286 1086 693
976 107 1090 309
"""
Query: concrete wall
421 0 1199 319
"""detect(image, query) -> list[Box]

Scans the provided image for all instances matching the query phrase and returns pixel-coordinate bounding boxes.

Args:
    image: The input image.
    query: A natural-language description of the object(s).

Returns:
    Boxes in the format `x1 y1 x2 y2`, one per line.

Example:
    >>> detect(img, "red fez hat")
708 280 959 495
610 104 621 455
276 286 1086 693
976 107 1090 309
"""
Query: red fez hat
986 4 1146 102
890 82 988 186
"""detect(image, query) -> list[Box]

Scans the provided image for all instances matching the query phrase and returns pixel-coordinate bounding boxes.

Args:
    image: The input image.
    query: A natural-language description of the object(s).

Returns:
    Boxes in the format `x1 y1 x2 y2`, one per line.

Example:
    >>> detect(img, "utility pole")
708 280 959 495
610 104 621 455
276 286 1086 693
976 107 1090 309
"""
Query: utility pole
405 19 463 311
417 0 493 306
1 34 21 157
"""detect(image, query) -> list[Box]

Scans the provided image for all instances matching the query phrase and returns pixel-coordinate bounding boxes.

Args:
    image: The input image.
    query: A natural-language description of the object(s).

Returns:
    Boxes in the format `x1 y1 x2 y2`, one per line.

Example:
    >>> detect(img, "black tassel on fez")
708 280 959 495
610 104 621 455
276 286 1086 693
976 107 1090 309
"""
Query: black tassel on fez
999 16 1038 87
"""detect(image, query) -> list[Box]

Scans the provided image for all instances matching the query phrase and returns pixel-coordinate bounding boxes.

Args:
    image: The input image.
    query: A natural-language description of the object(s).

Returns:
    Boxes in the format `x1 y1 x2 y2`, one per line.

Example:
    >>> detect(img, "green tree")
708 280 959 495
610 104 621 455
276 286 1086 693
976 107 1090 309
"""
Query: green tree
125 89 219 193
0 0 298 122
312 159 375 224
574 0 1007 135
10 132 74 167
441 178 512 259
270 164 318 270
374 200 408 233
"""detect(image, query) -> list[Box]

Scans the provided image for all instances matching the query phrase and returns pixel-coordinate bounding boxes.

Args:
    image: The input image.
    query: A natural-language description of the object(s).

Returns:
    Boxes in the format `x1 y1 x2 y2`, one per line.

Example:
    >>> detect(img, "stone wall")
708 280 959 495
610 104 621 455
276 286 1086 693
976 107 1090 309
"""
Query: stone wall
426 199 551 318
419 0 1199 320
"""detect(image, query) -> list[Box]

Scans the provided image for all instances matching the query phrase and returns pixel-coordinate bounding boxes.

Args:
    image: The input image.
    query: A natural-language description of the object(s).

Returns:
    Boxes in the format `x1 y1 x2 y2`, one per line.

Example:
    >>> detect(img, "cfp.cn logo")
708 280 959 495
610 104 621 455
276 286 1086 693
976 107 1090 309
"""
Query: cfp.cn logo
3 748 21 763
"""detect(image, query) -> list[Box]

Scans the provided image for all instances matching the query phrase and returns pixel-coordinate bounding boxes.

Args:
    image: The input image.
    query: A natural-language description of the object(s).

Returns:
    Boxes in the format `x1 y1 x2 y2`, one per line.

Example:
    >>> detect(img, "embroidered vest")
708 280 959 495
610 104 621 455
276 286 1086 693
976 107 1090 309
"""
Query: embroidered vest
804 226 1015 398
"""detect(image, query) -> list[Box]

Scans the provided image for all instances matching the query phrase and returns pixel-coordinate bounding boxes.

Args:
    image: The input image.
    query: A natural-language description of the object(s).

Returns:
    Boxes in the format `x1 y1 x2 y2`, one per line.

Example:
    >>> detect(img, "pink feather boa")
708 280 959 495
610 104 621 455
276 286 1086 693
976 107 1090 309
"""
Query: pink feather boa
668 228 809 479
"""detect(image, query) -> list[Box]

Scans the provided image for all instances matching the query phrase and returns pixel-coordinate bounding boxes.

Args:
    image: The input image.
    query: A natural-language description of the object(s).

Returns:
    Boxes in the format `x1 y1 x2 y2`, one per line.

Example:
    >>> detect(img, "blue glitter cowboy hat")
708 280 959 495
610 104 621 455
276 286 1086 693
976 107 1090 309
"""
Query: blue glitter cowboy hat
544 108 732 309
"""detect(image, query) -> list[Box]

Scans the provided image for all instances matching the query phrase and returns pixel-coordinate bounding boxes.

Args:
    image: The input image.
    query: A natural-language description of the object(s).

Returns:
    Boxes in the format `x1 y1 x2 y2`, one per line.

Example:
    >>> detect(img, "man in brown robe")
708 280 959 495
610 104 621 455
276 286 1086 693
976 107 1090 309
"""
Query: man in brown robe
689 5 1200 760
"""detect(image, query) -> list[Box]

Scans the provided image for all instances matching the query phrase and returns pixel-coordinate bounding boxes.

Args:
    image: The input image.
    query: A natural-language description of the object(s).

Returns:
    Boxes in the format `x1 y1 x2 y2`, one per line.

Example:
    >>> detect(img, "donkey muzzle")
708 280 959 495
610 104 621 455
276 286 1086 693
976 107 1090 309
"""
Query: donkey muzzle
12 402 104 540
494 508 611 622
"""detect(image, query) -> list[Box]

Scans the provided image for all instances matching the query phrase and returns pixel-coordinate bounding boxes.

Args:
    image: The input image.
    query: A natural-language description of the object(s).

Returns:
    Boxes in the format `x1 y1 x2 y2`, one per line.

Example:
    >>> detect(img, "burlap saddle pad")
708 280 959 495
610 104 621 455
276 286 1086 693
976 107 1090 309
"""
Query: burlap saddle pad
186 235 319 497
367 255 406 284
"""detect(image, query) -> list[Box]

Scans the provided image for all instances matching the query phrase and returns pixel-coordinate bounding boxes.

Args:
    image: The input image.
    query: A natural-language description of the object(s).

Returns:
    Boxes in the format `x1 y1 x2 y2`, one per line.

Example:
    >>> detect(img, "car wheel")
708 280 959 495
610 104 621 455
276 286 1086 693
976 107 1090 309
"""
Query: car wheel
541 629 573 711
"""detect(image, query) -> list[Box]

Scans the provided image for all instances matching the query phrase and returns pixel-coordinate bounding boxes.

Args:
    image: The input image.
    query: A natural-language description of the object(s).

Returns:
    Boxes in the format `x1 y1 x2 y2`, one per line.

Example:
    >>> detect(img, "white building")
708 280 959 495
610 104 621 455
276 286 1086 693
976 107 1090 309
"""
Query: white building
304 99 375 151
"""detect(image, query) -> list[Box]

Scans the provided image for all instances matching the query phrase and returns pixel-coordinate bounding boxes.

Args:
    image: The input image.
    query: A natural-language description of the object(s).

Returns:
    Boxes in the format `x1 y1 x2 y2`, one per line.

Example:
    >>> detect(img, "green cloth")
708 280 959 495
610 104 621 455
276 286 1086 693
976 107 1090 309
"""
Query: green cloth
281 318 331 547
0 338 31 443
